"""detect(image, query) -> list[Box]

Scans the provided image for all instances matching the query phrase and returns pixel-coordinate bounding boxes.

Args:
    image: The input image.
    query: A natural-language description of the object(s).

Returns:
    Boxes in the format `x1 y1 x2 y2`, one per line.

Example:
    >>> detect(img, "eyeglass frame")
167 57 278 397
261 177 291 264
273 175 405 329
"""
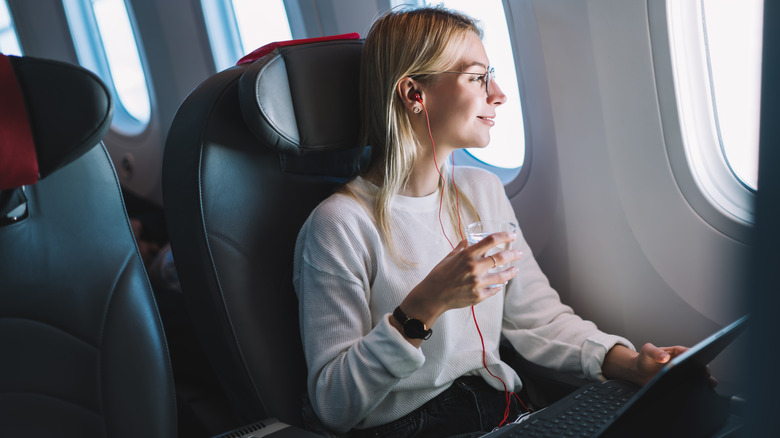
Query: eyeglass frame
431 66 495 95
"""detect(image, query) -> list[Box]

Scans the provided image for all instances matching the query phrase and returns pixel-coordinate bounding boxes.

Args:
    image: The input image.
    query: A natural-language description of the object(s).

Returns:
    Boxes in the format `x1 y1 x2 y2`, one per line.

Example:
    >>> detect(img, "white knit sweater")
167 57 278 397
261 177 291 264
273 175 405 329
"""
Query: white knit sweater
293 166 633 433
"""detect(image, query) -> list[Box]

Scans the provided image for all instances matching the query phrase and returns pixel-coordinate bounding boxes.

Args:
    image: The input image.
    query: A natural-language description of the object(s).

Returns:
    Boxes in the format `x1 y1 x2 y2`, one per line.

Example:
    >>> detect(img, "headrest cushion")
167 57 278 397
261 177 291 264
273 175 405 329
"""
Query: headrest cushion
0 55 113 190
238 38 363 156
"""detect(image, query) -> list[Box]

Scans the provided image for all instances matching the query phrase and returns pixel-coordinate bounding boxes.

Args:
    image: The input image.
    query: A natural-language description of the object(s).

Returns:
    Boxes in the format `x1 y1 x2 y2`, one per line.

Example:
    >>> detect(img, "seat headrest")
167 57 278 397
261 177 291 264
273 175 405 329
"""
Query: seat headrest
238 37 363 156
0 54 113 190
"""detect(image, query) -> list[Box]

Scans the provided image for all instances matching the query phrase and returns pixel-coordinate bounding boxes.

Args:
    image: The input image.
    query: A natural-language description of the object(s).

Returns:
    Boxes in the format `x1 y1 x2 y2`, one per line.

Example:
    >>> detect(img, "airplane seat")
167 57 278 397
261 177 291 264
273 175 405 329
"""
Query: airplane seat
0 53 177 437
163 35 364 432
163 33 584 435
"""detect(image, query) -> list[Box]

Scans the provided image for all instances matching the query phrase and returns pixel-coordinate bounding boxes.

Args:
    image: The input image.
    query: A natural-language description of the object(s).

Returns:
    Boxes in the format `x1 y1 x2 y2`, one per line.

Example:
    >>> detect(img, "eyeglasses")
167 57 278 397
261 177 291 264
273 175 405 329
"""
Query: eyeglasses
437 66 495 95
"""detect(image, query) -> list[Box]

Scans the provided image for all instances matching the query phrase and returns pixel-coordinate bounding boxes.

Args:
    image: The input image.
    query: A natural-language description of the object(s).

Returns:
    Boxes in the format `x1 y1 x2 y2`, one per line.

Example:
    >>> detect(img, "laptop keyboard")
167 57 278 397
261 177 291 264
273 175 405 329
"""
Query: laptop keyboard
488 380 638 437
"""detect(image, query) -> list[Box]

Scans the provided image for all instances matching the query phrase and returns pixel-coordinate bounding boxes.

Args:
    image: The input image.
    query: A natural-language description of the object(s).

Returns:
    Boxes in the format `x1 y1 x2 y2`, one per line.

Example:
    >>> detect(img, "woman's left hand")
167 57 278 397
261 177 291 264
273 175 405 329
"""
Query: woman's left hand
602 343 689 386
633 343 689 385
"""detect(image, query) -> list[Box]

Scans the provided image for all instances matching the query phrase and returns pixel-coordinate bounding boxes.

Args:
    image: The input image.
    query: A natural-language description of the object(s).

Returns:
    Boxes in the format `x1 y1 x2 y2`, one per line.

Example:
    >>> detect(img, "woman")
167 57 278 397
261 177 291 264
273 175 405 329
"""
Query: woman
293 6 683 437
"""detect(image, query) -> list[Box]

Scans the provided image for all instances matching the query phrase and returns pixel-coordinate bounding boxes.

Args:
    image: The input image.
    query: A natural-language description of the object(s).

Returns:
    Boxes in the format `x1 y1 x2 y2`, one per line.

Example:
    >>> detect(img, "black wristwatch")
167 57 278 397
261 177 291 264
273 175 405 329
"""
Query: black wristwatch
393 306 433 340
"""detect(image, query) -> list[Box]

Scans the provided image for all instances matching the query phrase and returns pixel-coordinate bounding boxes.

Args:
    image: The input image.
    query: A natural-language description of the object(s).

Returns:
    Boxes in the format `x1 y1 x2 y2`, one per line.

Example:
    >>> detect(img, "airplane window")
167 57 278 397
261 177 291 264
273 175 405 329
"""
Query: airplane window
701 0 762 191
63 0 152 135
91 0 151 127
233 0 292 54
201 0 294 72
666 0 761 225
413 0 526 174
0 0 22 55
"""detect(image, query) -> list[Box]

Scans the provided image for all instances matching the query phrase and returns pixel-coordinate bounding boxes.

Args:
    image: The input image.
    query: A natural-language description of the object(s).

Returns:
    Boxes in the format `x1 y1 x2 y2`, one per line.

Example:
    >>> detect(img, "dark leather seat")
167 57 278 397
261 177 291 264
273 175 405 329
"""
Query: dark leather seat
0 53 177 438
163 36 364 429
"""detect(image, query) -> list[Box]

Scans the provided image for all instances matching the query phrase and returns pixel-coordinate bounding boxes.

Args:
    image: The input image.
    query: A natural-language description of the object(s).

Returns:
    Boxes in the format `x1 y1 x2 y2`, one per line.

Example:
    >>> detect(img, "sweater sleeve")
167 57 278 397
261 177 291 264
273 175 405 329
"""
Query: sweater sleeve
501 231 634 381
293 196 425 433
467 168 635 381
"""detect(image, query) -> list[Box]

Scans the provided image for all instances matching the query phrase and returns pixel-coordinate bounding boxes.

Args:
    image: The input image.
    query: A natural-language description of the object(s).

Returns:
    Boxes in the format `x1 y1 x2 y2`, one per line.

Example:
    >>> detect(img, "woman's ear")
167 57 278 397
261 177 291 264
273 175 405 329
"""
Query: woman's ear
397 77 423 114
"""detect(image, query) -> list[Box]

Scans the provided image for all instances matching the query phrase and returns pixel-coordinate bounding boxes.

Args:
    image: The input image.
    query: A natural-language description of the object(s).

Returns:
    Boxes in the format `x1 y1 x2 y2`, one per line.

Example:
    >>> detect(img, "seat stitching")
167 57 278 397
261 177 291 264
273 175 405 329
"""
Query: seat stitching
0 391 103 416
0 316 97 348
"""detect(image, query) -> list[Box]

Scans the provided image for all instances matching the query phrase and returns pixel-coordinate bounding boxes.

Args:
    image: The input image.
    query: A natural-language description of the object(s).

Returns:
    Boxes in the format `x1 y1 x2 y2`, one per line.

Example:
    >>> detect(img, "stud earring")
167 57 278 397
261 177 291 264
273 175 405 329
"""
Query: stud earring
413 106 421 114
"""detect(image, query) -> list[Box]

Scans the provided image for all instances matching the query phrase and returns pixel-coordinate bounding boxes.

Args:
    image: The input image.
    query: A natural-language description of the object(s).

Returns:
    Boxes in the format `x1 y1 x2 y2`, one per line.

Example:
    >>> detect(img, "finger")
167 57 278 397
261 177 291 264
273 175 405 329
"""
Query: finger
704 365 718 388
470 231 516 255
484 265 519 286
475 283 506 303
640 343 672 364
659 346 688 362
484 254 499 269
485 284 503 296
488 249 523 268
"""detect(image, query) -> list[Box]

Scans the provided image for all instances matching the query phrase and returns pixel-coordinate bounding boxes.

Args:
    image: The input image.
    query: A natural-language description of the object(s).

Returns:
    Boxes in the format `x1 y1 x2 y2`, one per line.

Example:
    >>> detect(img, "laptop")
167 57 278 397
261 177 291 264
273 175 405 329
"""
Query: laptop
482 315 749 438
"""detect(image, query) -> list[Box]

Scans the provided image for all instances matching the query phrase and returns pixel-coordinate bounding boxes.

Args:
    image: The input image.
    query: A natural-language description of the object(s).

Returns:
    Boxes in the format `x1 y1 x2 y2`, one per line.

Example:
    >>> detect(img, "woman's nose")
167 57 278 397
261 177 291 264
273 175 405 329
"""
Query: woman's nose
489 79 507 106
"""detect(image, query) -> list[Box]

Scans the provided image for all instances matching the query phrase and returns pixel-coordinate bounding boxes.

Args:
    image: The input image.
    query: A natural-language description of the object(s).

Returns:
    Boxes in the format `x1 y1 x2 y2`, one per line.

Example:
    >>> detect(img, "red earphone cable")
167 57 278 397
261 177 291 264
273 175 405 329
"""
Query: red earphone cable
418 98 524 426
419 98 460 246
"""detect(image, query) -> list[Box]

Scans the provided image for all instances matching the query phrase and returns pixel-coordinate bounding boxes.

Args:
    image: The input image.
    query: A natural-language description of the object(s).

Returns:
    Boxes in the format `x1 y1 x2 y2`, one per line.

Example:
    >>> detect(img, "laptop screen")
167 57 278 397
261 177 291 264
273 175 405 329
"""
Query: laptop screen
602 314 749 437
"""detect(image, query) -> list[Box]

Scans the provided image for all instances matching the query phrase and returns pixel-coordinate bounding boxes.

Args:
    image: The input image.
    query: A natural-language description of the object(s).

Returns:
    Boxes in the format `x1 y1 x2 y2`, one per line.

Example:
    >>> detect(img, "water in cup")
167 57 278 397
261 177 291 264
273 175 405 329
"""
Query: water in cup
466 220 517 285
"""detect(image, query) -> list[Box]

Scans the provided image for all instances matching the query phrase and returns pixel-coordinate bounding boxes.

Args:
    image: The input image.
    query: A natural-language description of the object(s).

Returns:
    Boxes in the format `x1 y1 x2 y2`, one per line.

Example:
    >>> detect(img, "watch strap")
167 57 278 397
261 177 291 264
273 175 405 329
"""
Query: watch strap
393 306 432 340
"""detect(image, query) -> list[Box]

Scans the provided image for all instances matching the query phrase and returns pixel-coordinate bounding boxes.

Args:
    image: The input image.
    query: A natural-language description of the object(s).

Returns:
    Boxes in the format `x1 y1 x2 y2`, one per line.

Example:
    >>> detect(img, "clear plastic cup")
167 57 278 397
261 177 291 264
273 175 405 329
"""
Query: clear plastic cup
466 220 517 285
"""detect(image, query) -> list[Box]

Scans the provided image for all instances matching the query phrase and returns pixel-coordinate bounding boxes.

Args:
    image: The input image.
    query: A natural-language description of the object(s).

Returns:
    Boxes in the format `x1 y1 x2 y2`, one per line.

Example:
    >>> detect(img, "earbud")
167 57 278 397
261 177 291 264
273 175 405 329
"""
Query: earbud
413 92 423 113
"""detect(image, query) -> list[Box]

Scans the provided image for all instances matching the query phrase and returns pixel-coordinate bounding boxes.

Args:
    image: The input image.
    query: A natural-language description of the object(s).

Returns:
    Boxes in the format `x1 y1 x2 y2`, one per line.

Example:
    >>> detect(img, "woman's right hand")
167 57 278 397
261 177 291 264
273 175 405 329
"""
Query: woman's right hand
394 230 522 341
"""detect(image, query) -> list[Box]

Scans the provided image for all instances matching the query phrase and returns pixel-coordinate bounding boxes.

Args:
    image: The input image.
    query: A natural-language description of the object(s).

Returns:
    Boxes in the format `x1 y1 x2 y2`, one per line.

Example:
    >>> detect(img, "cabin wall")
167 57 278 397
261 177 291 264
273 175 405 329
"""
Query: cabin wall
508 0 750 384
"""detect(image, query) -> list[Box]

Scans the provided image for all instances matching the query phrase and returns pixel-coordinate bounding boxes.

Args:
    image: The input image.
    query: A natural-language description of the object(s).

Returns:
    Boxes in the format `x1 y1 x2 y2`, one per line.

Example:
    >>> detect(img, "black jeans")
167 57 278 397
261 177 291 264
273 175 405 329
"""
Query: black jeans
348 376 528 438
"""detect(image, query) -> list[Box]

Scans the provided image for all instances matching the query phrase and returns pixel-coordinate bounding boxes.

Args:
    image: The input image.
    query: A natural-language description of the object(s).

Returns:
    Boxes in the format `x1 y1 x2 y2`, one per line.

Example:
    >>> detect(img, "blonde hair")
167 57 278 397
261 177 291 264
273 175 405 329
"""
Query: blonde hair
353 6 482 257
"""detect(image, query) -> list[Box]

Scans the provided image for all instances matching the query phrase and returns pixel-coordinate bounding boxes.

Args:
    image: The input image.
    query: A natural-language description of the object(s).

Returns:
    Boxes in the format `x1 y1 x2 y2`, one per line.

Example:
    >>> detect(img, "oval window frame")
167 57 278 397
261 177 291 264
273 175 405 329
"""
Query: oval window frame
62 0 153 136
650 0 756 243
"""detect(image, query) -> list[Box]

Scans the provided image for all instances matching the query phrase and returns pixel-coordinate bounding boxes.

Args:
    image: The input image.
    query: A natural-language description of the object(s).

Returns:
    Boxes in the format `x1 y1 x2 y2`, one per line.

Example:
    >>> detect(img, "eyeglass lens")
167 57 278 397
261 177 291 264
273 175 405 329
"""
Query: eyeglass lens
486 67 494 95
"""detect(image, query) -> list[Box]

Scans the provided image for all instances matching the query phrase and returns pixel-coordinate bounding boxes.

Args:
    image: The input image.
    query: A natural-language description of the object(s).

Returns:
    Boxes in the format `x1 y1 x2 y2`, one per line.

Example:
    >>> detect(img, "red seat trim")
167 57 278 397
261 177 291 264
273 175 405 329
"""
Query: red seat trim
236 32 360 65
0 53 38 190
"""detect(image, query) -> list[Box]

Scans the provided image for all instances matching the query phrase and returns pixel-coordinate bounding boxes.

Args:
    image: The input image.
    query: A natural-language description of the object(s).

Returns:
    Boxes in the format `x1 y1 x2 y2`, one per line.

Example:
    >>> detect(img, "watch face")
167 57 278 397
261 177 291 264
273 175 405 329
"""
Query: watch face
394 306 432 340
403 319 427 339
